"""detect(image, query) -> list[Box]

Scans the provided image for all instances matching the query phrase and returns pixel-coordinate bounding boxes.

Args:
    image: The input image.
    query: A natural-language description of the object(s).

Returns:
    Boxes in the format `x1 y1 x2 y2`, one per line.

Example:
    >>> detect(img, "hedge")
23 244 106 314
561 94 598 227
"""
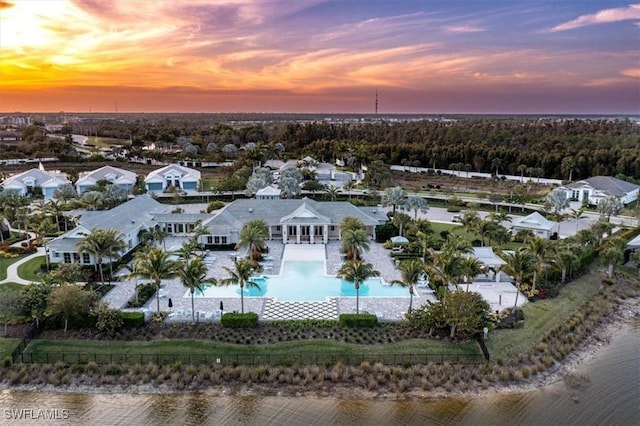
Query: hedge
220 312 259 328
121 312 145 328
339 313 378 328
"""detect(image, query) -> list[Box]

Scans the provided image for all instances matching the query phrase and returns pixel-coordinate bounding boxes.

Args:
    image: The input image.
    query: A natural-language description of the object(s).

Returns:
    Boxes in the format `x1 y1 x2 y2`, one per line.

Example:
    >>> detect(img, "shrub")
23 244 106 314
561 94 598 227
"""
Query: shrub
121 311 145 328
206 200 226 213
126 283 156 308
94 303 124 335
339 314 378 328
221 312 259 328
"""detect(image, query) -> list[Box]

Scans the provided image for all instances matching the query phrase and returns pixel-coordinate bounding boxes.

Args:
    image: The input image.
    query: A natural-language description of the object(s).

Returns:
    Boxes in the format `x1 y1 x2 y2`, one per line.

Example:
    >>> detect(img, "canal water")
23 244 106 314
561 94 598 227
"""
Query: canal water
1 322 638 425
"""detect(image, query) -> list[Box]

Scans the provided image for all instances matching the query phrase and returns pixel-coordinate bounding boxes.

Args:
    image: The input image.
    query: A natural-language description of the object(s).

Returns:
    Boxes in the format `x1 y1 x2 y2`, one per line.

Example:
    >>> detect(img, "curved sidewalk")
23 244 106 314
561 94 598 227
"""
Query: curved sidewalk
0 247 45 285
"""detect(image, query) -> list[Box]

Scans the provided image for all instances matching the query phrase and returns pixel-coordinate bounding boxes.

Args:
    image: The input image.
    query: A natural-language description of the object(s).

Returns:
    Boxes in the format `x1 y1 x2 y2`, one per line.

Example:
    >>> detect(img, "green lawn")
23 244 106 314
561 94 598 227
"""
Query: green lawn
486 272 602 360
0 338 21 361
0 257 22 281
17 256 46 282
0 282 25 295
23 338 480 365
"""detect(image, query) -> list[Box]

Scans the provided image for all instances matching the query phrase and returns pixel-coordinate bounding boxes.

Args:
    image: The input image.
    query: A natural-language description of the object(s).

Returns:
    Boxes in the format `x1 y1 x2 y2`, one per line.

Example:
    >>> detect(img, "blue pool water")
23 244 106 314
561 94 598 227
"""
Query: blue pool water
194 261 408 301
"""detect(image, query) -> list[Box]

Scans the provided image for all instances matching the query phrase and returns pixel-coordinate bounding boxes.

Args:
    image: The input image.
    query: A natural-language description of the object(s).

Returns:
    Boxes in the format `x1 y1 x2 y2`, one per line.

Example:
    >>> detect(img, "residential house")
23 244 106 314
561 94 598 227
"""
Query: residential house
198 198 380 247
47 194 171 266
76 165 137 194
255 186 281 200
1 167 69 200
558 176 640 205
511 212 557 239
144 164 201 194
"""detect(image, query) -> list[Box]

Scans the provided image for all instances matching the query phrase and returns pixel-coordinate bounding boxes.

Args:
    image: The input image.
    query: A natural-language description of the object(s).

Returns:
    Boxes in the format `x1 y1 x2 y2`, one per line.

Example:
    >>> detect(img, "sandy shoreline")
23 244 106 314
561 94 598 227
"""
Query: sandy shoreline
2 296 638 400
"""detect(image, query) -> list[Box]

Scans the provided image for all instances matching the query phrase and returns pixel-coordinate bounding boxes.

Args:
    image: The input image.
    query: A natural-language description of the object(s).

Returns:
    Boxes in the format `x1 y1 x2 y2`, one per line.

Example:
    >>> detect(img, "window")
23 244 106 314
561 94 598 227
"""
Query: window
176 224 184 233
221 236 227 244
330 226 335 231
63 253 71 263
166 224 173 233
207 236 213 244
214 236 220 244
82 253 90 264
73 253 80 263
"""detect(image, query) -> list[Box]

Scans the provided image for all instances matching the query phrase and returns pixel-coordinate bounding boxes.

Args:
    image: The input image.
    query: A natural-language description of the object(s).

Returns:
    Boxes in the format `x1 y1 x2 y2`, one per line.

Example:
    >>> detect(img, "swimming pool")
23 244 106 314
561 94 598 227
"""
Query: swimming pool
192 261 408 301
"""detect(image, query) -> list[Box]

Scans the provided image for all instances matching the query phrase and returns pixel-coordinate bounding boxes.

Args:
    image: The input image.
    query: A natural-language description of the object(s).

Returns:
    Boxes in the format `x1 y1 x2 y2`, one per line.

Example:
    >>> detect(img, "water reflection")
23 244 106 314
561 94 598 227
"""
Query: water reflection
0 326 637 425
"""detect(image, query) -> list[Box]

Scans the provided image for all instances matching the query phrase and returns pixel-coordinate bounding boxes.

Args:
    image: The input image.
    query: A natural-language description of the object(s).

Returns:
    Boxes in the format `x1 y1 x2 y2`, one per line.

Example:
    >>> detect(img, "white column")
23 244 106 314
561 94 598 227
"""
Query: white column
310 225 315 244
296 225 301 244
324 224 328 244
283 227 287 244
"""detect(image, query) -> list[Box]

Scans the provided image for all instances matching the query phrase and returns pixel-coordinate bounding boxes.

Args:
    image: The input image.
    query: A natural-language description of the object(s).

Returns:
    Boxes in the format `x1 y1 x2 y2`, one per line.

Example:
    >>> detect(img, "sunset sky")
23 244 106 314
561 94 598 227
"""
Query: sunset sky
1 0 638 114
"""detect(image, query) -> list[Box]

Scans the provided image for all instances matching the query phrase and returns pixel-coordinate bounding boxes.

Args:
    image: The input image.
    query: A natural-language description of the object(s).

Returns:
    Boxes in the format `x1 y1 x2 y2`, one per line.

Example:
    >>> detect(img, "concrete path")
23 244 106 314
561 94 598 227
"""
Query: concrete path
0 247 46 285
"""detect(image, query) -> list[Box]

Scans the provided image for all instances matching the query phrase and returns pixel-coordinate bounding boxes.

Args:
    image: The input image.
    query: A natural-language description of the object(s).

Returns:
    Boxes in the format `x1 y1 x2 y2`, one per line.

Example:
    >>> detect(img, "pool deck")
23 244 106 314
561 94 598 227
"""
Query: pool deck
102 205 523 322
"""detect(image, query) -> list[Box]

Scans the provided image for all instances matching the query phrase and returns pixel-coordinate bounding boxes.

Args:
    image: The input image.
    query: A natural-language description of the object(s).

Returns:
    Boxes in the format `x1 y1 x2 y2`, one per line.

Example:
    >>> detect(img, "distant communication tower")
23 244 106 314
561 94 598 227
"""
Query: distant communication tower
375 90 378 114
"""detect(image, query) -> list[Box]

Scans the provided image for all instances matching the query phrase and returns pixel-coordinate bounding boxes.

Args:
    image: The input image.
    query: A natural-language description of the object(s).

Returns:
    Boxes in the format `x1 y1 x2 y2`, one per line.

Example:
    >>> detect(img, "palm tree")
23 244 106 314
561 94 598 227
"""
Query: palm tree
527 237 548 294
337 259 380 314
221 258 259 314
460 256 484 292
500 249 534 311
391 259 424 312
401 195 429 219
425 252 464 301
414 230 432 263
325 185 340 201
343 179 355 200
45 199 63 232
177 257 217 324
341 228 370 260
381 186 406 214
569 208 586 234
491 158 502 176
340 216 365 234
392 212 412 237
517 164 528 182
237 219 269 262
77 228 124 284
561 156 577 181
131 247 178 314
556 242 578 284
600 237 626 278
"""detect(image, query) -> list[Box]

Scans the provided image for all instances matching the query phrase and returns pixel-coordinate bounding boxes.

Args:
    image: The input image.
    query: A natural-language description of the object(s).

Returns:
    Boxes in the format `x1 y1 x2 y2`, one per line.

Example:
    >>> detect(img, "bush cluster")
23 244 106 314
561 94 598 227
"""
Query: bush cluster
339 314 378 328
220 312 259 328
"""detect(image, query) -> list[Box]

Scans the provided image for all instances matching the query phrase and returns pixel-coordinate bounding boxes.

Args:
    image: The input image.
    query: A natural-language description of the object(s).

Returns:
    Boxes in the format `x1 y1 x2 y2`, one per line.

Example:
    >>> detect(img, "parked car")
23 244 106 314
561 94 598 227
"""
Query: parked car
451 214 462 223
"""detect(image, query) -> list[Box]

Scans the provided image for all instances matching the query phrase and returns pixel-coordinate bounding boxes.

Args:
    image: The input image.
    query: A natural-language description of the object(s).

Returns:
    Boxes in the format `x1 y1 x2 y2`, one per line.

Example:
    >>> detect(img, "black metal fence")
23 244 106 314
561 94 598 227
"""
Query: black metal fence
10 319 44 364
18 351 483 366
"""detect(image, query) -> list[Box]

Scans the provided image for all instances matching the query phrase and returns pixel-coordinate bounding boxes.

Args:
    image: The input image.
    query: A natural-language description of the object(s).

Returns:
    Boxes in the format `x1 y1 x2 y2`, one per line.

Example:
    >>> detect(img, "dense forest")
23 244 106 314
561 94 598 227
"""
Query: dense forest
5 116 640 182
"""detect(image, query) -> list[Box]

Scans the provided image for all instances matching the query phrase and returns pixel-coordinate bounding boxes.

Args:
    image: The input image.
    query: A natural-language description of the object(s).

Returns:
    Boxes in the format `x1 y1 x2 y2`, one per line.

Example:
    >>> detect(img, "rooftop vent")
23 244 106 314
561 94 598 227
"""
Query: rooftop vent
248 208 253 213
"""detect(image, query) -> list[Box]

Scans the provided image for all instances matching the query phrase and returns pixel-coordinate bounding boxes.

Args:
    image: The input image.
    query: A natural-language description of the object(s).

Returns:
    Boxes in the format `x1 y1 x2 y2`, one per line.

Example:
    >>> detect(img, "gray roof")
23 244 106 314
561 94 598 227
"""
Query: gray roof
471 247 506 267
358 207 389 224
628 234 640 250
565 176 640 197
145 164 200 183
512 212 556 231
48 194 171 252
153 213 210 224
76 166 136 185
205 198 379 233
3 168 68 188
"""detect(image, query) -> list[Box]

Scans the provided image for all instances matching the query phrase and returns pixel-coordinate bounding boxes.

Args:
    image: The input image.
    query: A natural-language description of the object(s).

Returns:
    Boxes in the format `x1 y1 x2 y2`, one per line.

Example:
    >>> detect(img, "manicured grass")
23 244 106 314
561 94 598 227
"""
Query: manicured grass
0 257 22 281
0 282 25 295
0 338 21 361
23 338 480 365
17 256 46 282
486 272 602 361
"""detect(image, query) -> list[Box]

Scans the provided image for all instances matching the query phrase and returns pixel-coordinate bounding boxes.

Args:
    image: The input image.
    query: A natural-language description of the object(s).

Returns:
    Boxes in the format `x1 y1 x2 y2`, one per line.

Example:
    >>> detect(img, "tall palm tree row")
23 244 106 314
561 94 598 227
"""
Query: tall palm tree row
499 249 534 311
77 228 127 284
131 247 178 314
221 258 259 314
337 259 380 315
391 259 425 313
237 219 269 262
177 257 217 324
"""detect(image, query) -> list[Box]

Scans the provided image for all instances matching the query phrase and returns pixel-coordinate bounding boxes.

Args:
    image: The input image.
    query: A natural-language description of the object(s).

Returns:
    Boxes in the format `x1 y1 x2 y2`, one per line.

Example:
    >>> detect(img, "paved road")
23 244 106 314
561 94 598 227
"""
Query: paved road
0 247 45 285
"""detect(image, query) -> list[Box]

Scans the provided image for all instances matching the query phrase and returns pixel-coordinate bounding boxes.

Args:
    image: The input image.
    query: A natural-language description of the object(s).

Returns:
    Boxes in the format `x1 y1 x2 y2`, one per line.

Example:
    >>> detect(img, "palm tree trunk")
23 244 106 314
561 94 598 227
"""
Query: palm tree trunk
562 267 567 284
356 284 360 314
240 284 244 313
156 280 161 314
64 318 68 333
608 263 614 278
513 282 520 312
531 271 537 294
191 290 196 325
98 262 105 284
409 292 413 312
